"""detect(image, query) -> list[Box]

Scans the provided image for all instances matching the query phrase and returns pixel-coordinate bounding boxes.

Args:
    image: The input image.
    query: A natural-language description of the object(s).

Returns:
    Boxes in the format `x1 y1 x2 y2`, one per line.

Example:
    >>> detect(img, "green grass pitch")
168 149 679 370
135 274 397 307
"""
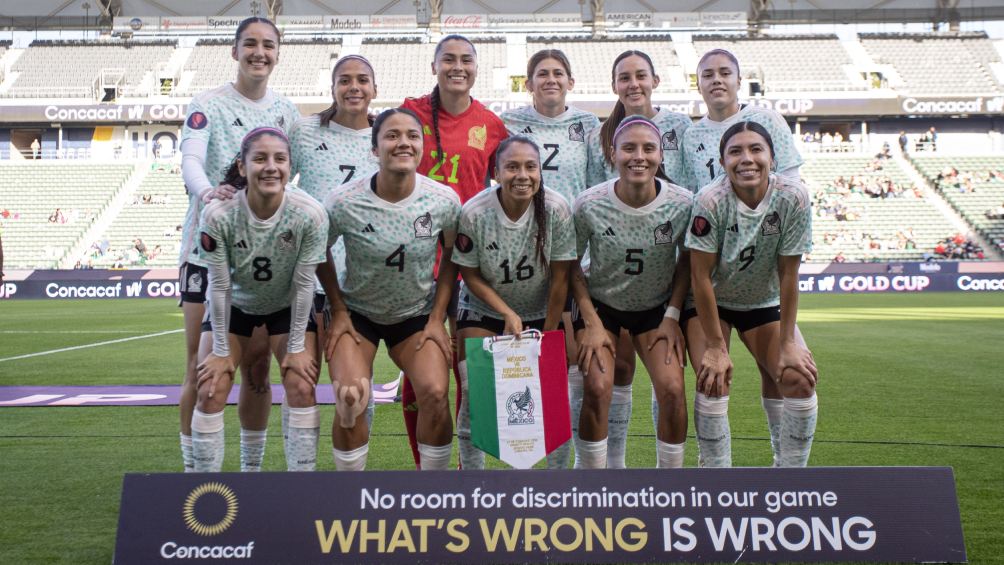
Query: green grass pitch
1 293 1002 563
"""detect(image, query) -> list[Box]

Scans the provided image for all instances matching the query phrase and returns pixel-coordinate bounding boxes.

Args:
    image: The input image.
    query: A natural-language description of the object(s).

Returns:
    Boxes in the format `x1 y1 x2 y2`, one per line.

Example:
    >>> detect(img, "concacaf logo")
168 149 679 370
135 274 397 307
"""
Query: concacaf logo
183 482 238 536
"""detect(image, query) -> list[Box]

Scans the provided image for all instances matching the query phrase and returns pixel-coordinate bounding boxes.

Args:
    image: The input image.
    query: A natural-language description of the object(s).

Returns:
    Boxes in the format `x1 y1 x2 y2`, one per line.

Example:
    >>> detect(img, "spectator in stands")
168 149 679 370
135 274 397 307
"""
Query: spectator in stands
985 201 1004 220
833 252 846 263
928 126 938 151
898 131 908 153
48 208 66 224
133 237 148 258
178 16 300 474
30 138 40 159
153 139 162 159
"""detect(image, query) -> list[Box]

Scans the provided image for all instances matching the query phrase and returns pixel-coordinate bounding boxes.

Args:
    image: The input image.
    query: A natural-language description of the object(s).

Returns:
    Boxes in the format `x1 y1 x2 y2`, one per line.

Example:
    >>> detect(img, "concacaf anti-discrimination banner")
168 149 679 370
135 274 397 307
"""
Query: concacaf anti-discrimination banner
114 467 966 564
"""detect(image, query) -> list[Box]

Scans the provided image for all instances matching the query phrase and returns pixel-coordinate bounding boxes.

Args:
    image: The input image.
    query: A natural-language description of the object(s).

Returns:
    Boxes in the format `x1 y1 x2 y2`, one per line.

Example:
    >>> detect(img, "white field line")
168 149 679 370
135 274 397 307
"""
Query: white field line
0 329 183 363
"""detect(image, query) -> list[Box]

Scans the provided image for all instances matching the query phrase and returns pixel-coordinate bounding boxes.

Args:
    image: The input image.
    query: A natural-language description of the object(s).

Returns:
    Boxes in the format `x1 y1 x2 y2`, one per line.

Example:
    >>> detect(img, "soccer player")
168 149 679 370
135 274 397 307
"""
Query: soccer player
192 127 327 472
500 51 598 469
684 121 818 468
583 50 692 468
399 34 508 467
289 54 379 436
319 108 460 471
451 136 577 469
572 116 693 470
681 49 803 464
179 16 300 473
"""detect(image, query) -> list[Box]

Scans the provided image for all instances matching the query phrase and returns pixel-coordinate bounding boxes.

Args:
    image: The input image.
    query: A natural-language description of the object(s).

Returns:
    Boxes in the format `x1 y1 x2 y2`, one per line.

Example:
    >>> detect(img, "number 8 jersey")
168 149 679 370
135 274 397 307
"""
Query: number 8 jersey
684 174 812 310
573 178 694 312
324 173 461 324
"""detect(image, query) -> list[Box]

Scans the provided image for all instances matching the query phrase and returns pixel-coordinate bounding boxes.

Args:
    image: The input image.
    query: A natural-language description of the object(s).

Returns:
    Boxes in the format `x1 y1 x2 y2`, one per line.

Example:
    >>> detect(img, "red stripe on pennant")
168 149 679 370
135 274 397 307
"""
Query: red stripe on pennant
538 330 571 453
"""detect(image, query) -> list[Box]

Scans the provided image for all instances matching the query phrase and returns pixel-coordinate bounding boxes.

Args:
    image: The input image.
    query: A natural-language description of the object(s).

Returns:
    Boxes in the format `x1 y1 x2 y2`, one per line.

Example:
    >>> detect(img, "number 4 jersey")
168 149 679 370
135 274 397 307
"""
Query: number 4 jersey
684 174 812 310
324 173 461 324
573 178 694 312
198 187 328 315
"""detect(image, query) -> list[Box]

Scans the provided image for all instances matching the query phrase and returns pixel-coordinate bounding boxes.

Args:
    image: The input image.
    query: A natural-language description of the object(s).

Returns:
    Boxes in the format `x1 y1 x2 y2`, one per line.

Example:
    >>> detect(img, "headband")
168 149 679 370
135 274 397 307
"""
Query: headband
612 116 661 145
242 126 288 147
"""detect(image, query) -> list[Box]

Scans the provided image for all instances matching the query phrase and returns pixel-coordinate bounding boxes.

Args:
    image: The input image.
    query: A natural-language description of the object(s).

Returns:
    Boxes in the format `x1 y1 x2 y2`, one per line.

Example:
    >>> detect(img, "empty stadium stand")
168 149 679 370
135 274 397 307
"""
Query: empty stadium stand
859 32 1003 95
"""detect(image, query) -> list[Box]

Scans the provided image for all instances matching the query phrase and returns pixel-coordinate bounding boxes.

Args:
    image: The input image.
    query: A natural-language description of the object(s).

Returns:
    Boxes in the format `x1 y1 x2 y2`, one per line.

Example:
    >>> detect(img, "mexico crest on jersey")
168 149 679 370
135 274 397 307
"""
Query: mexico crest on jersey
468 125 487 150
414 212 434 238
661 129 679 151
278 229 296 251
654 221 674 245
761 211 781 236
568 122 585 142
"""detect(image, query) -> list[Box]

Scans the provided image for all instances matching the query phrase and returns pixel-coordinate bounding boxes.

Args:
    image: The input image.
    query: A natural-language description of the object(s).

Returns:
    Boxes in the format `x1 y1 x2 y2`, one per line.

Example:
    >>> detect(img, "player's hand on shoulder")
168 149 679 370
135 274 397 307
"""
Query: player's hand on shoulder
203 183 237 203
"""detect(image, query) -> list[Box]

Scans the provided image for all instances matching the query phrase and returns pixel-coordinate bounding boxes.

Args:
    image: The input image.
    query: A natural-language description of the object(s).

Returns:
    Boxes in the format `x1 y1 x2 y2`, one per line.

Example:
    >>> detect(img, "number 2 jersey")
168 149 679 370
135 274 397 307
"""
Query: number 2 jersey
500 105 600 203
453 186 577 321
198 187 328 315
400 94 508 203
584 106 691 189
573 178 694 312
324 173 461 324
684 174 812 310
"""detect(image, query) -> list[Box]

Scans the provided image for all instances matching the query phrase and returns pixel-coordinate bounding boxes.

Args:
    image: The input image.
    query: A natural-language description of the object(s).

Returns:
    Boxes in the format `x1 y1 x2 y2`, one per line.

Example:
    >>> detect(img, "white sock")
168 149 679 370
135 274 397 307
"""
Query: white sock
575 437 607 469
781 394 818 467
568 366 586 469
418 442 452 470
333 443 369 471
240 428 268 472
365 383 375 430
545 364 580 470
455 361 485 469
607 384 632 469
656 439 685 469
762 397 784 467
191 409 225 472
651 386 660 438
286 406 319 471
281 398 290 444
180 433 194 473
694 393 731 468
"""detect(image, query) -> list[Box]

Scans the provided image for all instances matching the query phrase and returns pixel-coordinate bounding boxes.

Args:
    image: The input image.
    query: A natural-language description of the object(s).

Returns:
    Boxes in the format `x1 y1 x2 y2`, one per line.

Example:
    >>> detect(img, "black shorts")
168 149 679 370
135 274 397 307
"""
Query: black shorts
572 299 665 337
201 305 318 337
178 262 208 304
456 308 545 334
350 311 429 349
681 305 781 333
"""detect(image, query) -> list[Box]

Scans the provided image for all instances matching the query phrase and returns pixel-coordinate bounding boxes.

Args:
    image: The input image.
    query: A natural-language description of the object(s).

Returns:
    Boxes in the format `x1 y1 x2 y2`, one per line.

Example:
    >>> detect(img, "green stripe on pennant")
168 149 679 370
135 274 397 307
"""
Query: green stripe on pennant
465 337 500 459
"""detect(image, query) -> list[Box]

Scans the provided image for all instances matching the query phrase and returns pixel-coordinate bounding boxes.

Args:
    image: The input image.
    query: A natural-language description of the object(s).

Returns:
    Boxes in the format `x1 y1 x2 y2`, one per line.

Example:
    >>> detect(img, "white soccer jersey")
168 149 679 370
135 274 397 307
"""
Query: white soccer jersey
585 107 692 188
680 104 803 192
573 178 694 311
324 173 461 324
199 187 327 315
500 105 600 203
179 84 299 266
684 174 812 310
453 187 577 321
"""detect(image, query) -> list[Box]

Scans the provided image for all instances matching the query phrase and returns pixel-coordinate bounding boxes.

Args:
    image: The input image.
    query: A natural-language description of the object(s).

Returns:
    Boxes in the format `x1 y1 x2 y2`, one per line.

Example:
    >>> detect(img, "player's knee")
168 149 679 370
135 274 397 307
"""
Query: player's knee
780 367 814 397
285 378 316 406
656 379 686 409
420 378 449 409
613 355 635 383
196 389 227 414
583 376 612 407
335 377 370 429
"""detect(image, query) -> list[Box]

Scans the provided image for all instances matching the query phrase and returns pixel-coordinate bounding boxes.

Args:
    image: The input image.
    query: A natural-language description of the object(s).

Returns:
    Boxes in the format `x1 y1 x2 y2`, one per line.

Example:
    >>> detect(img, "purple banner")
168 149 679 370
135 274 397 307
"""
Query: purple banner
115 467 966 564
0 383 400 407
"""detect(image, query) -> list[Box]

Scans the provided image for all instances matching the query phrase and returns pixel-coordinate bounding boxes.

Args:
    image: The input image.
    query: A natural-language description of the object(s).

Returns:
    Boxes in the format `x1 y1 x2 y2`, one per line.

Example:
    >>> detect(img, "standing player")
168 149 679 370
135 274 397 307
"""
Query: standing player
500 49 599 469
583 50 692 468
179 16 300 473
572 117 693 469
192 127 327 472
684 121 818 468
452 136 577 469
681 49 803 464
400 34 508 467
319 108 460 471
289 54 379 437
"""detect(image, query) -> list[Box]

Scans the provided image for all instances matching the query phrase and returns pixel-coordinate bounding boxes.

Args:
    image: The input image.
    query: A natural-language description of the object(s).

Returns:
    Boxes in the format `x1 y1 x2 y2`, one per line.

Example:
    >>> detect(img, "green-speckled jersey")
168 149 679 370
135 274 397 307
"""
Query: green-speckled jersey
453 187 577 320
585 107 691 188
573 178 694 311
500 105 600 202
199 187 327 315
289 114 378 285
680 104 802 192
684 174 812 310
324 173 461 324
179 84 299 266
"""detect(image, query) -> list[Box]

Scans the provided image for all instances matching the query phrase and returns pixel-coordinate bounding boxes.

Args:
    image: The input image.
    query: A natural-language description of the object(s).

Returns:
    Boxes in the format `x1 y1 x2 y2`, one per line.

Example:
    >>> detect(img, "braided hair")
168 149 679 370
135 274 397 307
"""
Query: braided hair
430 34 477 166
495 136 548 268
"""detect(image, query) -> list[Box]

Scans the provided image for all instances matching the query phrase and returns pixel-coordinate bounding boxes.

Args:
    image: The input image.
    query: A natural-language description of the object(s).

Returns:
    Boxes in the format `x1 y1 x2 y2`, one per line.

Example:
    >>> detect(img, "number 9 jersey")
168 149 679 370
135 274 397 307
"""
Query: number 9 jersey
324 173 461 324
685 174 812 310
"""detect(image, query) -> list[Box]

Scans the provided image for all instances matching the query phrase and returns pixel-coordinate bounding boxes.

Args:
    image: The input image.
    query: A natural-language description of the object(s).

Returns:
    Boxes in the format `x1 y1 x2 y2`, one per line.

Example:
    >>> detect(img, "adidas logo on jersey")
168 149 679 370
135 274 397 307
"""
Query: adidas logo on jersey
315 143 329 151
485 241 500 251
602 227 616 236
232 118 244 127
728 223 739 233
362 224 376 233
696 143 706 152
521 126 533 134
234 240 248 249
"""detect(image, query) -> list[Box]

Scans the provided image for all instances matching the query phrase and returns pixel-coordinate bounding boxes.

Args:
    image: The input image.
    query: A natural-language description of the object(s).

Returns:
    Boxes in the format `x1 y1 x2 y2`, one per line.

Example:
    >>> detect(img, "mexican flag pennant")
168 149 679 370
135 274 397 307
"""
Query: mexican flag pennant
466 330 570 469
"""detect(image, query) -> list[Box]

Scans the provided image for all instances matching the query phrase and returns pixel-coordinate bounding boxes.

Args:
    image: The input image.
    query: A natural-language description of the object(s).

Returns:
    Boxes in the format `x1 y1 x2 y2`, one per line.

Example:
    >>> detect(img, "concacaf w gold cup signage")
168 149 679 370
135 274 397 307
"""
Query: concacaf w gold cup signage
115 468 965 563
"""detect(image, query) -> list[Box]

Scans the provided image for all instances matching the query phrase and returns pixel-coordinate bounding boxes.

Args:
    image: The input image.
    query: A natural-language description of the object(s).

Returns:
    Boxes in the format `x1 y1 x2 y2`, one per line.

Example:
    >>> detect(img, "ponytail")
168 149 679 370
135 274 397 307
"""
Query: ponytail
430 85 445 166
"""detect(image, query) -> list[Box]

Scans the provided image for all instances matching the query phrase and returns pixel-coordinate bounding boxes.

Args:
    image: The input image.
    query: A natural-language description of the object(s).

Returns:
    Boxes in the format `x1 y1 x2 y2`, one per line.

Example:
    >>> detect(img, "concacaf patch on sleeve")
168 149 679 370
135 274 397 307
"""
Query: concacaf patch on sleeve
455 233 473 253
186 111 208 130
690 215 711 237
200 232 217 252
